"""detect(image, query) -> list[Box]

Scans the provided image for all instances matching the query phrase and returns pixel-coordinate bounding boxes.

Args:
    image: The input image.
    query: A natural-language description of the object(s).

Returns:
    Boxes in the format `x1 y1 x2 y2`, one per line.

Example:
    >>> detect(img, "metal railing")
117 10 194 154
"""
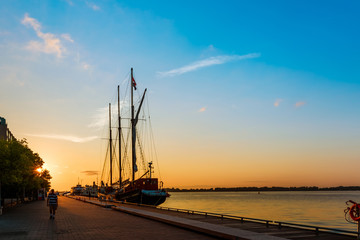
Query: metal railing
155 206 358 237
274 221 358 236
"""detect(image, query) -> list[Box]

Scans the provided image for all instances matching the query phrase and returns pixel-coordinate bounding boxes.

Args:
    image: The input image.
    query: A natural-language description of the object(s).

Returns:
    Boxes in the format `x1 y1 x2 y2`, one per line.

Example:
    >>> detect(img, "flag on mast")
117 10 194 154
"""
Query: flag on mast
132 76 137 90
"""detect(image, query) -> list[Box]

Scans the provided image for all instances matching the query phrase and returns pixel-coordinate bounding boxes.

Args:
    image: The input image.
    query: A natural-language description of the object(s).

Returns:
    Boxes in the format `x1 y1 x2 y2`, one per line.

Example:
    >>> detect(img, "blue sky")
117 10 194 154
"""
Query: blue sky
0 0 359 190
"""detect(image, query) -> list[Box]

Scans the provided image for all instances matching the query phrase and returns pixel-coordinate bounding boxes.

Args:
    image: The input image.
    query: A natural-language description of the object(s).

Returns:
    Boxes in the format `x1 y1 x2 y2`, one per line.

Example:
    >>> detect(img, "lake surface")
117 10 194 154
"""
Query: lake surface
161 191 360 232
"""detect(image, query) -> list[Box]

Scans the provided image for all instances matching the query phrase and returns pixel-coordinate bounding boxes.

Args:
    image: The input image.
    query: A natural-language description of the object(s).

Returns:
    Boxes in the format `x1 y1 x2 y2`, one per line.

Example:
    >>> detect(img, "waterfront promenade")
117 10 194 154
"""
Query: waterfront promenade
1 196 358 240
0 196 215 239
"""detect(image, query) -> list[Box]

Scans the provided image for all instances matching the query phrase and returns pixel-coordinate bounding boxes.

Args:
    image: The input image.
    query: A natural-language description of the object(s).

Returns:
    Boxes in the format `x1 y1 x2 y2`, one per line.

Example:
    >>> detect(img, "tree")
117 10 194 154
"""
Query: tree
0 139 52 205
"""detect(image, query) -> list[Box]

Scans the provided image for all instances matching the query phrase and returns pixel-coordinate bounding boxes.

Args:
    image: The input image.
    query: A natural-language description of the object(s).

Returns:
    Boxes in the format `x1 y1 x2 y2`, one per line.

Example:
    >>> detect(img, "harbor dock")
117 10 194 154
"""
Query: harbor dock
0 196 358 240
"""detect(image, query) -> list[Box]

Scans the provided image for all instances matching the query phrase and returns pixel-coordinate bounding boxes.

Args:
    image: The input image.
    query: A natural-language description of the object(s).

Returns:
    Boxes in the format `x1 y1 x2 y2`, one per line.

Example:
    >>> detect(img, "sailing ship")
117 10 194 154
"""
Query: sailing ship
101 68 168 206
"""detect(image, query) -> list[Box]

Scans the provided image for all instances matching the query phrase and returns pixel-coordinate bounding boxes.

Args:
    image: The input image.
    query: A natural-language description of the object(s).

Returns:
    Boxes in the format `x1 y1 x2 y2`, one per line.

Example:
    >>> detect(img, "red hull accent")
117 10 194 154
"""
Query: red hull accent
125 178 159 191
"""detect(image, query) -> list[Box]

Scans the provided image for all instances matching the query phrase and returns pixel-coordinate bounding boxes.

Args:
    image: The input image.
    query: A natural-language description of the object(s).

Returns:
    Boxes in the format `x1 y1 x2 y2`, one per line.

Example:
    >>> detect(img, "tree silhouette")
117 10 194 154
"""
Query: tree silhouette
0 139 52 205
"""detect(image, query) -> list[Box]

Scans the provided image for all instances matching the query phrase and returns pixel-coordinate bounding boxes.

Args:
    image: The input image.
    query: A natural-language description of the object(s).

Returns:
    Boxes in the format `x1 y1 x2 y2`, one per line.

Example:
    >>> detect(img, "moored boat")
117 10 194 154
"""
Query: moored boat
101 68 169 205
81 182 98 197
115 166 168 205
71 184 84 196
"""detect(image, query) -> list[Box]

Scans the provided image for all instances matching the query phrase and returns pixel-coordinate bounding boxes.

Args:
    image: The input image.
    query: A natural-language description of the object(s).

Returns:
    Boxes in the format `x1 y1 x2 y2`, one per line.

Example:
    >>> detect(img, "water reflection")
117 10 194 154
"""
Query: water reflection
161 191 360 231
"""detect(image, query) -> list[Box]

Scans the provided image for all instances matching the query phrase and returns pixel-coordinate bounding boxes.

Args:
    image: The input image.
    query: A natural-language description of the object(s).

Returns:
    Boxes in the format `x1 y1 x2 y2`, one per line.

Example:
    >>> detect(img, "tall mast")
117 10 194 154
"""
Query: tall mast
130 68 147 184
118 85 122 187
109 103 113 186
131 68 135 183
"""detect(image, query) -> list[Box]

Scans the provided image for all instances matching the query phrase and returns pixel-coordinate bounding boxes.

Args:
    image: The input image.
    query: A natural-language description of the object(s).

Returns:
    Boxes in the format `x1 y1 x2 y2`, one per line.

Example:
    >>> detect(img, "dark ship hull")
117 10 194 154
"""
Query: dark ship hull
115 189 167 206
115 178 168 206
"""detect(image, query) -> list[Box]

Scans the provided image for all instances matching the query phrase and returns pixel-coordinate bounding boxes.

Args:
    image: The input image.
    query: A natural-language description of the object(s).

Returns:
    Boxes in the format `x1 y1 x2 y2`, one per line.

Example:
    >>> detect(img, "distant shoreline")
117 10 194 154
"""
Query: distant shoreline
165 186 360 192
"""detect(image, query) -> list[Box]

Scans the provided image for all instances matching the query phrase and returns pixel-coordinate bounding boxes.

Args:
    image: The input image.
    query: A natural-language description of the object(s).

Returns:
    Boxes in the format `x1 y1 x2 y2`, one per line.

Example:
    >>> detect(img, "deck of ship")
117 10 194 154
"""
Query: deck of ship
71 196 359 240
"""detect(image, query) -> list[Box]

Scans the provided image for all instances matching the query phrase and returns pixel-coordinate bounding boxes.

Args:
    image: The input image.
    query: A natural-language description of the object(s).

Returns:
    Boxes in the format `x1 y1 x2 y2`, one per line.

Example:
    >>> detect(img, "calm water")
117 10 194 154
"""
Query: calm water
161 191 360 232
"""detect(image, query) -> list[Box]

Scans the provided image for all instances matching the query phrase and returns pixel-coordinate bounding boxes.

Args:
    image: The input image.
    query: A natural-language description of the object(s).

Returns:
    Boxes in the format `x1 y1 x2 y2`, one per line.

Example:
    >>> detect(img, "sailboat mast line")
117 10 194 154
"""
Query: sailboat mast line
131 68 135 183
142 99 153 173
109 103 113 186
122 125 131 180
112 127 128 183
146 95 162 181
136 131 147 174
100 142 110 182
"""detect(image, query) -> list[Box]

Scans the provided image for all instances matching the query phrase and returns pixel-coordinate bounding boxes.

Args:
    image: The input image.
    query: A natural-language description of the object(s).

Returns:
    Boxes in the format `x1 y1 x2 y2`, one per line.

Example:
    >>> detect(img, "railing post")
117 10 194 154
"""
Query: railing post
315 227 319 236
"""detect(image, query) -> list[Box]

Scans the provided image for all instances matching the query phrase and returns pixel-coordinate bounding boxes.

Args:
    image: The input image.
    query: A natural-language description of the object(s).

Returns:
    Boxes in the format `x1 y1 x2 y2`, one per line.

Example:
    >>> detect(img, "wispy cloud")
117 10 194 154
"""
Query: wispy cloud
295 101 306 108
274 99 283 107
88 101 128 129
86 2 100 11
74 51 92 71
158 53 260 77
21 13 73 58
88 106 109 129
81 170 99 176
61 33 74 43
199 107 206 112
26 133 98 143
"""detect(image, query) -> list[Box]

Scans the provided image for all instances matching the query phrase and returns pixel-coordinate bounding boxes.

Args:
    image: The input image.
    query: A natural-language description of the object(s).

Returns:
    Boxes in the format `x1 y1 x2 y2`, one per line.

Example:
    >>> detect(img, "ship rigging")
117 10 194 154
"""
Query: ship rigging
99 68 168 205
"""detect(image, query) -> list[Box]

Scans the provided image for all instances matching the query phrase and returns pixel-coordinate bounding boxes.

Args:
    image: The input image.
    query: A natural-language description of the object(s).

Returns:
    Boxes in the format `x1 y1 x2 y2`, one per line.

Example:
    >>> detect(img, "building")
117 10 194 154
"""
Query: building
0 117 16 141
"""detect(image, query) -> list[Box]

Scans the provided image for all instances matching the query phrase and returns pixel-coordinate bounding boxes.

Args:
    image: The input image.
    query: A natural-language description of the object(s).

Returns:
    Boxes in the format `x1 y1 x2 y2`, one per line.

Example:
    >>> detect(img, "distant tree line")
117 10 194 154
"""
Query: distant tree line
0 139 52 206
165 186 360 192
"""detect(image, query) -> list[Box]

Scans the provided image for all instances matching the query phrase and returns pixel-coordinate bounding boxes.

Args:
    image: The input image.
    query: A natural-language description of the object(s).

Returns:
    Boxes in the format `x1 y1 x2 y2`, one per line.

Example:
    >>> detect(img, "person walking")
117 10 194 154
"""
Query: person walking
47 189 58 219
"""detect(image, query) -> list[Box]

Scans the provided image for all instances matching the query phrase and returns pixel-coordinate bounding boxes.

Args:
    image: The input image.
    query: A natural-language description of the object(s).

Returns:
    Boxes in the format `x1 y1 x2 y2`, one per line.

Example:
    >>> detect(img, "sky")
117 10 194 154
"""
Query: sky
0 0 359 191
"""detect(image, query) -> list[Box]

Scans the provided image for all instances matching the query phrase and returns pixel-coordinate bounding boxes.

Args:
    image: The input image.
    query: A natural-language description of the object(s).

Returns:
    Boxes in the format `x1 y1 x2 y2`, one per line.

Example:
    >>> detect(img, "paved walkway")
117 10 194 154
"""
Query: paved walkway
113 205 287 240
0 196 216 240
